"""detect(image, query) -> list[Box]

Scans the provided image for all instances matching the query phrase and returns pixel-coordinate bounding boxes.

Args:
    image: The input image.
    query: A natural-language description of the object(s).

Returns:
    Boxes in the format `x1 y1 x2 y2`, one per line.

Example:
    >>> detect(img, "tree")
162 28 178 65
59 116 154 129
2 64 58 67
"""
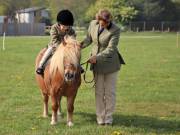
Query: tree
49 0 96 25
159 0 177 21
30 0 49 7
0 0 96 25
0 0 30 20
126 0 178 21
172 0 180 20
85 0 138 24
0 0 49 21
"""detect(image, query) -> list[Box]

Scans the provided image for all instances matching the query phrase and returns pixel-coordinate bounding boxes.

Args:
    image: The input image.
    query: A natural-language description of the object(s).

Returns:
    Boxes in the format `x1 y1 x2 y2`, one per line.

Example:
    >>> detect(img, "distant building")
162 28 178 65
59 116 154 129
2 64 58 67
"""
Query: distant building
0 16 12 23
15 7 50 24
0 16 5 23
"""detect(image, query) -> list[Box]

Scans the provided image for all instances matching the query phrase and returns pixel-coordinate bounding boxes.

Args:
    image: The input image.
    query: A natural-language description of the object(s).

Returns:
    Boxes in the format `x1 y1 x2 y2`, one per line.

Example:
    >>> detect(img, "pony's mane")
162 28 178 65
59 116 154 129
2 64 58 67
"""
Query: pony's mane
49 36 81 76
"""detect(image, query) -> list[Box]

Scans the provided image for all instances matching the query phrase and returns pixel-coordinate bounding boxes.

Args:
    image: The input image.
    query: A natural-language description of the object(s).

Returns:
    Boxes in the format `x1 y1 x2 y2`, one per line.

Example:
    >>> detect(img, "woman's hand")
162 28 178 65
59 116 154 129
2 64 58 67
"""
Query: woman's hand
88 56 97 64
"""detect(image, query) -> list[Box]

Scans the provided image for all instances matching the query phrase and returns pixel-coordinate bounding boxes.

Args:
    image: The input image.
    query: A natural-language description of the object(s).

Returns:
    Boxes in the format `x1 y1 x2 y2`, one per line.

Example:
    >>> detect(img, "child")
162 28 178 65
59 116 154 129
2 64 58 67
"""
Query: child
36 9 83 75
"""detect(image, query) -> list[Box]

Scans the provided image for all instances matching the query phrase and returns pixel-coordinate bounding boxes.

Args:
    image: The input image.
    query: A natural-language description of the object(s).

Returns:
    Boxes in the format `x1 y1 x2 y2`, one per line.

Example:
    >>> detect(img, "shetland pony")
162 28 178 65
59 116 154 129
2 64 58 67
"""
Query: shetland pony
35 36 81 126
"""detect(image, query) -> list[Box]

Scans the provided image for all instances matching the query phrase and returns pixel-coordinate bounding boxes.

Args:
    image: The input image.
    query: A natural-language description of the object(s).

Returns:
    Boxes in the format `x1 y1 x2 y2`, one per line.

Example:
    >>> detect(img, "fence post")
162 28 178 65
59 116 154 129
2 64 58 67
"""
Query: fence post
31 23 33 35
177 32 179 48
3 32 5 50
143 21 146 32
152 27 155 32
14 22 19 36
167 27 170 32
136 27 139 32
161 21 164 32
3 17 8 35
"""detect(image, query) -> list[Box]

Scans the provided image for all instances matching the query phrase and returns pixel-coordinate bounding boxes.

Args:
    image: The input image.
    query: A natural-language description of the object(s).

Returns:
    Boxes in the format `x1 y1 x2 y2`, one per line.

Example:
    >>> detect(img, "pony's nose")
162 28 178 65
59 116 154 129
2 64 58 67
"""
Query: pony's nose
65 73 74 80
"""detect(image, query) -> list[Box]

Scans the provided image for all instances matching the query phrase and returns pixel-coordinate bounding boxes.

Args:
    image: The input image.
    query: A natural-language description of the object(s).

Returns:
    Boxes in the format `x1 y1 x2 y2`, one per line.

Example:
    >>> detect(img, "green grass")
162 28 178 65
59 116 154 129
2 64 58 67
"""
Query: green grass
0 32 180 135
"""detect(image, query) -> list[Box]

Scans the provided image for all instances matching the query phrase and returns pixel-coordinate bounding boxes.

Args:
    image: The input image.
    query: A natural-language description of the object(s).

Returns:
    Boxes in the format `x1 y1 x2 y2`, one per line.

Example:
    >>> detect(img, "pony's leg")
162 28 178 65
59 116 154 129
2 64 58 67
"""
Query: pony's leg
51 93 58 125
57 96 62 116
67 96 75 127
43 94 49 118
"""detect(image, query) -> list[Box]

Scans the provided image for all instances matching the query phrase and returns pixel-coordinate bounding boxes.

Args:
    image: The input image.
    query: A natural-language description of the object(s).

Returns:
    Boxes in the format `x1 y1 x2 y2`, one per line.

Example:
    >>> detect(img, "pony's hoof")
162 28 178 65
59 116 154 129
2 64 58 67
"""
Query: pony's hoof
50 120 57 125
67 121 74 127
43 114 48 118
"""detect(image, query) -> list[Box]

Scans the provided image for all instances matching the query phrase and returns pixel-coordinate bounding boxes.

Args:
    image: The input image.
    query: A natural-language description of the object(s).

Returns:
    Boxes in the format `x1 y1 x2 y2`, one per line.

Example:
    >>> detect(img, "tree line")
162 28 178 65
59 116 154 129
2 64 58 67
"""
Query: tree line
86 0 180 25
0 0 179 26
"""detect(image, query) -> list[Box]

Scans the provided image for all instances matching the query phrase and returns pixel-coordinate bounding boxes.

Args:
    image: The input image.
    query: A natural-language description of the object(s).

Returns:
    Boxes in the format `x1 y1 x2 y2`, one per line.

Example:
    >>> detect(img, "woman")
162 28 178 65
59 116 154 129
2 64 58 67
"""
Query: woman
36 9 75 75
81 9 125 125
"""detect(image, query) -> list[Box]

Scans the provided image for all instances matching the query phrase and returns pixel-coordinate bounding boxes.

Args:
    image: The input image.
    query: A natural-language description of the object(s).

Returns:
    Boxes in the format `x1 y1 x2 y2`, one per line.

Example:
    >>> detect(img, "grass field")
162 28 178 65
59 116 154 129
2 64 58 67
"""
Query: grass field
0 32 180 135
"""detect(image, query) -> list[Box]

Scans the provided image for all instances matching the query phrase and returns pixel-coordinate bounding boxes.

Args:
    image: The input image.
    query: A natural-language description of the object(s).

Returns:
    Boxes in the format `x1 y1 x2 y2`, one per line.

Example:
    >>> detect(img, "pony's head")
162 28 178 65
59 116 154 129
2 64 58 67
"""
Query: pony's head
50 35 81 82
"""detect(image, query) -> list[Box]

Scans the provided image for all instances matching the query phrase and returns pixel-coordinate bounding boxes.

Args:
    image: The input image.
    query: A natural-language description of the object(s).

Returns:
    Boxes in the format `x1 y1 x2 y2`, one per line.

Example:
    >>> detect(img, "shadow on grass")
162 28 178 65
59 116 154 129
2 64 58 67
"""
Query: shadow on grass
114 114 180 133
75 112 96 124
76 112 180 133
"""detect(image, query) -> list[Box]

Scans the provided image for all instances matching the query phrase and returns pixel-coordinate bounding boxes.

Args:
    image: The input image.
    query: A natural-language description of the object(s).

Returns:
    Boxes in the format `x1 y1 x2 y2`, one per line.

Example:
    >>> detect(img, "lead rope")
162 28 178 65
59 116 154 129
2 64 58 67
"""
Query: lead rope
80 61 95 87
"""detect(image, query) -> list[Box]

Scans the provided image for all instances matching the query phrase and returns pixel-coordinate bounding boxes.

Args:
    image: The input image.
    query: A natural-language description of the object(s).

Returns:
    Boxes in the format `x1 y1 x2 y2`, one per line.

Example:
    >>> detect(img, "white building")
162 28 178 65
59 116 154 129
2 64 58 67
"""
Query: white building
0 16 12 23
15 7 49 23
0 16 5 23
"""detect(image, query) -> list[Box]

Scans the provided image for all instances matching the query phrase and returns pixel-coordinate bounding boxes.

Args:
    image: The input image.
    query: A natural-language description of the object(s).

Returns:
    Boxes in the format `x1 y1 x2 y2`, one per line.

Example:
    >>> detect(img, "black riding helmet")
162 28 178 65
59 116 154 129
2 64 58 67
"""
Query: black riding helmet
57 9 74 26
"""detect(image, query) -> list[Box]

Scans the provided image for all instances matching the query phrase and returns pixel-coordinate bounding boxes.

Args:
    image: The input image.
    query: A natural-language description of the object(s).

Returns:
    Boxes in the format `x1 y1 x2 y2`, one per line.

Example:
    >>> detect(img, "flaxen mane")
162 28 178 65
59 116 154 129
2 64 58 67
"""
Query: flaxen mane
49 36 81 76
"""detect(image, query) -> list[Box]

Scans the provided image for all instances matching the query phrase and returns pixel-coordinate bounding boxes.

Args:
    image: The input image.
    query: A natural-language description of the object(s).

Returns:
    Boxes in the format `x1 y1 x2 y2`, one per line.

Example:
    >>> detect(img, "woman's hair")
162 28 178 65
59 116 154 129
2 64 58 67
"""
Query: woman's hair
96 9 112 23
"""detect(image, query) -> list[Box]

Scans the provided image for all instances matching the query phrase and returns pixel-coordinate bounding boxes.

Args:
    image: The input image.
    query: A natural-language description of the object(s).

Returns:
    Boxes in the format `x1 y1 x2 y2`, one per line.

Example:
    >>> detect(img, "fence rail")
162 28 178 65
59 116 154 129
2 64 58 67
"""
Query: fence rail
0 23 45 36
128 21 180 32
1 22 179 35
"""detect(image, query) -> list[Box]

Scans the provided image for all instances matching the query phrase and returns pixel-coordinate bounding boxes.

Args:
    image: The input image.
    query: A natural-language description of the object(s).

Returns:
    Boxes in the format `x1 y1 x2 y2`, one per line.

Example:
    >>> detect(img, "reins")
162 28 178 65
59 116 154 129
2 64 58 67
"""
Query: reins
80 61 95 84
